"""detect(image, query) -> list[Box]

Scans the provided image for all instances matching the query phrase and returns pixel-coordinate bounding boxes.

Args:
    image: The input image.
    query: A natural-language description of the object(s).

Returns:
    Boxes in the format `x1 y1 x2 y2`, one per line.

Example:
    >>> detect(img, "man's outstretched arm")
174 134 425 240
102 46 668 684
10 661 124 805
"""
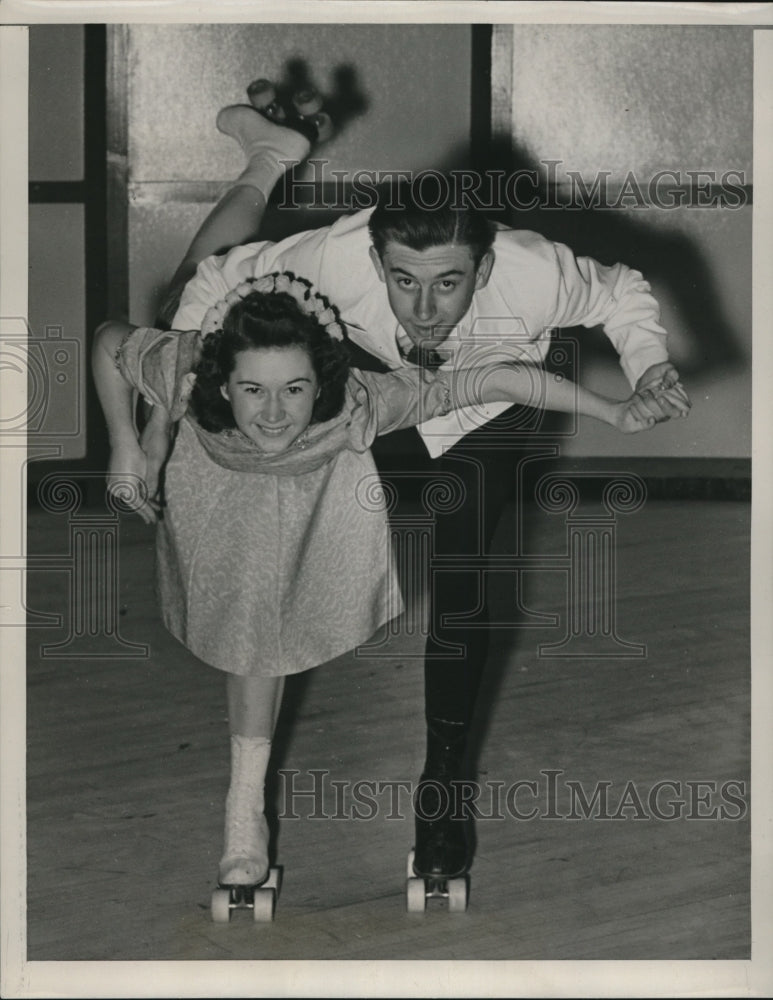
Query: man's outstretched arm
544 239 691 420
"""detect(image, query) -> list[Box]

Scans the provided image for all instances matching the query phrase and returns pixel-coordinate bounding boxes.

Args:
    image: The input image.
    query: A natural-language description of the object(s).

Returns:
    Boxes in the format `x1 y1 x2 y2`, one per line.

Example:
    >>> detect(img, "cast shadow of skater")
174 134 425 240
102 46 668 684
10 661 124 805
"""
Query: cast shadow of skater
430 136 748 781
472 136 745 379
270 56 370 134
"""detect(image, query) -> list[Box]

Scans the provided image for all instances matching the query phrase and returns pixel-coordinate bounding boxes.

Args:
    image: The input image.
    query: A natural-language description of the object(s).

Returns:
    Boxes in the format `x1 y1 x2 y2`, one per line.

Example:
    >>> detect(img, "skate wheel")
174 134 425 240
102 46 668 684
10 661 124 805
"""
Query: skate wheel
265 103 287 123
406 877 426 913
308 112 333 143
447 877 468 913
264 866 282 898
211 888 231 923
252 887 276 923
247 79 276 109
292 89 323 116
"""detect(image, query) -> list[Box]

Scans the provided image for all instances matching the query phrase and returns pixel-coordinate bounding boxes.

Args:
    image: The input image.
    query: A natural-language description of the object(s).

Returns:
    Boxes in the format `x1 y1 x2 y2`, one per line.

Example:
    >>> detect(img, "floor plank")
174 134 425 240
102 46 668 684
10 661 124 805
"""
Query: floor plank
24 499 750 960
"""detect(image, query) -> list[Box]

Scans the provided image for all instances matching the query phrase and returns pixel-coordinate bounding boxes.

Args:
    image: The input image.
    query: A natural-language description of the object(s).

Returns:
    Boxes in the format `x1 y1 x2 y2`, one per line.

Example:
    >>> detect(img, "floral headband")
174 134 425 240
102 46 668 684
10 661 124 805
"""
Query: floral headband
199 272 345 342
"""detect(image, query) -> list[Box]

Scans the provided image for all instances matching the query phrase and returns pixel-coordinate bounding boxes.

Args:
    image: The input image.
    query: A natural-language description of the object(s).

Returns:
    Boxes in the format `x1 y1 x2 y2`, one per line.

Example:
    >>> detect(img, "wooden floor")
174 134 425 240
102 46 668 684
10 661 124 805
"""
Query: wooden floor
24 497 750 963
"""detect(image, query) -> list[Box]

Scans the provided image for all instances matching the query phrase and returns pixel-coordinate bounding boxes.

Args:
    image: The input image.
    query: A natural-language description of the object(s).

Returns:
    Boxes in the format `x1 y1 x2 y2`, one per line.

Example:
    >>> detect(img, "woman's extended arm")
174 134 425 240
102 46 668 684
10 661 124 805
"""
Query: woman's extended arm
362 357 690 443
91 321 167 524
445 360 689 432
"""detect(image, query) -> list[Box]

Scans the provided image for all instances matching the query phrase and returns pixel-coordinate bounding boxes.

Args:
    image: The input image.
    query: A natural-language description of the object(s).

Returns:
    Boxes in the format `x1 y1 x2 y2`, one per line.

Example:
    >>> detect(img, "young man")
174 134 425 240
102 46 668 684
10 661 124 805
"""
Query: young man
119 91 689 887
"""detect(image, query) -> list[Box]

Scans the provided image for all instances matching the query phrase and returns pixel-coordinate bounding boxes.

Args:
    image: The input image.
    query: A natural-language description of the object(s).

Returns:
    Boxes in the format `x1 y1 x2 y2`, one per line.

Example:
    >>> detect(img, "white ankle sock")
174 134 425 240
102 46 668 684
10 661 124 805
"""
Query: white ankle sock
217 105 311 200
219 734 272 885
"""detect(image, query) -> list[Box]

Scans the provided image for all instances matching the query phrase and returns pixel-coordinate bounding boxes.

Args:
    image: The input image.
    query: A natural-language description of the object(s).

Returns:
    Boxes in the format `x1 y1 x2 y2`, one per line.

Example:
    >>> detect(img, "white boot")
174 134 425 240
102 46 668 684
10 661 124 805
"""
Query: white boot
216 105 311 200
219 735 272 885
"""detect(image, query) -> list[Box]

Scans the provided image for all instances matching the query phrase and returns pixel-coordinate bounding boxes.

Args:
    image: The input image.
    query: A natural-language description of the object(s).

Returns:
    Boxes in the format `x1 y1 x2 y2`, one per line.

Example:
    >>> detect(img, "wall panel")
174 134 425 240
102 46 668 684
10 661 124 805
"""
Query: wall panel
494 24 752 459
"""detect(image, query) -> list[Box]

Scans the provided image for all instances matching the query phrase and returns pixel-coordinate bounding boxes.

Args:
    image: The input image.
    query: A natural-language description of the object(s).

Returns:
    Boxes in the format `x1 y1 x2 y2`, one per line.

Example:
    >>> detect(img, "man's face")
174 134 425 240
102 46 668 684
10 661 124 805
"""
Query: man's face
370 241 494 351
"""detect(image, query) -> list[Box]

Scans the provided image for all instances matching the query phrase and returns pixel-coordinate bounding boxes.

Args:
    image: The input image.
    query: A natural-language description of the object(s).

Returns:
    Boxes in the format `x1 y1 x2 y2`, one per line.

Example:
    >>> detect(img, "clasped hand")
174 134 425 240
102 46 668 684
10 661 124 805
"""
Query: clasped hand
617 362 691 433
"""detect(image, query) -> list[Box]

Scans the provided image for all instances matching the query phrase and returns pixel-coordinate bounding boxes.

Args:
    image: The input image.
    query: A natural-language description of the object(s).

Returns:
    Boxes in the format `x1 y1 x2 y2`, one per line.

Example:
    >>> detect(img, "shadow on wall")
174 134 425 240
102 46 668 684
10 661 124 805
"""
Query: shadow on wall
268 139 744 395
441 136 746 386
152 55 745 392
280 57 370 134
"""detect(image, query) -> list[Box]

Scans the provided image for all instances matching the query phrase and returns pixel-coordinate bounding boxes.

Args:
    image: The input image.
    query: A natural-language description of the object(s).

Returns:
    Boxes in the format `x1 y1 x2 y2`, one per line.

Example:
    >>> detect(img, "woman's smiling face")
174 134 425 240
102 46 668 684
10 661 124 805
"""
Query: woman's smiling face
221 346 320 453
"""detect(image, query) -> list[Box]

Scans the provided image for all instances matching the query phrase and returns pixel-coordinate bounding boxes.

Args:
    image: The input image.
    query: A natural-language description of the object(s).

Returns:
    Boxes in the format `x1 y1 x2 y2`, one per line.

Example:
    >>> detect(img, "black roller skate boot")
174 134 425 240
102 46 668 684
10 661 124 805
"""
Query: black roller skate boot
406 718 472 913
413 717 470 877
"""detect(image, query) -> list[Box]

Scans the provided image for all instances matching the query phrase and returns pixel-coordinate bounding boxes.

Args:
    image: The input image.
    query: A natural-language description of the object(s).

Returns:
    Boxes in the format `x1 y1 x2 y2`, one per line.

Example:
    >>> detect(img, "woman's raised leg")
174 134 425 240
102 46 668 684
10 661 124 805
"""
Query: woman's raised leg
161 89 327 322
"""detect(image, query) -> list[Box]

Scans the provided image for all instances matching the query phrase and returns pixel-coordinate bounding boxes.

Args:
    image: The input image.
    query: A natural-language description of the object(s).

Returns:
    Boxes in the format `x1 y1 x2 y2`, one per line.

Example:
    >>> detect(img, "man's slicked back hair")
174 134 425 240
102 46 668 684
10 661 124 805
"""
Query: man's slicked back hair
368 174 496 266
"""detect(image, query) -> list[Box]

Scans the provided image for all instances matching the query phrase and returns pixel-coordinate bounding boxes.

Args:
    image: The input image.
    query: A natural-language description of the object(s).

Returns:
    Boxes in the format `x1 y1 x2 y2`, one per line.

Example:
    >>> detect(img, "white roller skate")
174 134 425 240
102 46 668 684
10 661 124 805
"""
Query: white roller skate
211 736 281 924
217 77 333 159
246 77 334 143
211 862 283 924
215 78 335 202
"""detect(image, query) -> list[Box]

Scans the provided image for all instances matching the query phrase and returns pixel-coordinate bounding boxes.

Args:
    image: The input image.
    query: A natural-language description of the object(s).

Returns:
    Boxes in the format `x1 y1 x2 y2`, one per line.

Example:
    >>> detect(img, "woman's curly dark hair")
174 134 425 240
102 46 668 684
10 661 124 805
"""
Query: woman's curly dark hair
191 287 351 433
